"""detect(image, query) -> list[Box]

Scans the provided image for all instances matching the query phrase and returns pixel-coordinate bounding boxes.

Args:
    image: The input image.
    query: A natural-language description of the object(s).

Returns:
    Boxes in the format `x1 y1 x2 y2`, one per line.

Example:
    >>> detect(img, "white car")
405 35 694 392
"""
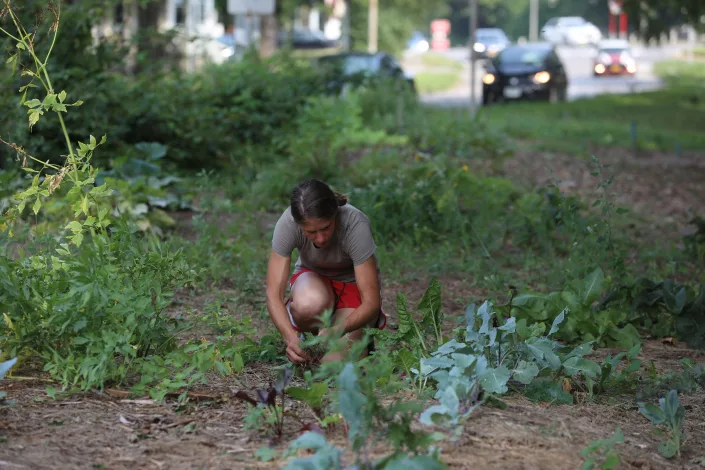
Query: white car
541 17 602 46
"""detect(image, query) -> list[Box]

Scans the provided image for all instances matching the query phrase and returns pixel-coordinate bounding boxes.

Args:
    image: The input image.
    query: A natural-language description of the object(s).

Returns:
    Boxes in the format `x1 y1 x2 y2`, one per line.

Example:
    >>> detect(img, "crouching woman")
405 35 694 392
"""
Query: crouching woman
265 179 386 364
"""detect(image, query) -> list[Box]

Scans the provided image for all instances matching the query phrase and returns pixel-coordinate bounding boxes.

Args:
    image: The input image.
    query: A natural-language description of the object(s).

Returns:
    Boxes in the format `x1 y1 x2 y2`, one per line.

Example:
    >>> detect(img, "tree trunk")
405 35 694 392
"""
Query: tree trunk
260 13 279 58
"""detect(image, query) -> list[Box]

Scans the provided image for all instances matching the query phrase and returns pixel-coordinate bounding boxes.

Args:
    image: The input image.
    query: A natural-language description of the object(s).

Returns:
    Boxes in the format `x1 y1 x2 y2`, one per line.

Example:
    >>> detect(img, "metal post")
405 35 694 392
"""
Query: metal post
342 0 351 51
469 0 478 116
529 0 539 42
368 0 378 53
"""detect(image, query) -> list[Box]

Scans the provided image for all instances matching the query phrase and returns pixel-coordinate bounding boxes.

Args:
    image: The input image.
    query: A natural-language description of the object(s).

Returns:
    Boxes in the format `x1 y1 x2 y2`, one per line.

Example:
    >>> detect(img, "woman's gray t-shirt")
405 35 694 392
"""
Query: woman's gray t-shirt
271 204 377 284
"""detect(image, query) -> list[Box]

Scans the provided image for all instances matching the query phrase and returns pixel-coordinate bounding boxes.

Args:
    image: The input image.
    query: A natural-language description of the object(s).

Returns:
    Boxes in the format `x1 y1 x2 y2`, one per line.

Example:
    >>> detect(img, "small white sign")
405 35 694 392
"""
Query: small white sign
503 87 522 99
227 0 275 15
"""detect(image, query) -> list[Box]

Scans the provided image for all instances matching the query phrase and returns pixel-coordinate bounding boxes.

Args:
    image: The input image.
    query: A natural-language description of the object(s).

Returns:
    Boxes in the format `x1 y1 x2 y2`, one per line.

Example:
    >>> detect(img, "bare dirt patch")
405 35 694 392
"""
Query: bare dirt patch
493 145 705 230
2 339 704 469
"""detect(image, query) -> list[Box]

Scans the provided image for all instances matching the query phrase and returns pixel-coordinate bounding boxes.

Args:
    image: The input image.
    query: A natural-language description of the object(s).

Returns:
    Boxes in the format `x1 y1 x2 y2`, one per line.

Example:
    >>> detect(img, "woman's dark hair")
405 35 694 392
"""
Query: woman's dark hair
290 179 348 224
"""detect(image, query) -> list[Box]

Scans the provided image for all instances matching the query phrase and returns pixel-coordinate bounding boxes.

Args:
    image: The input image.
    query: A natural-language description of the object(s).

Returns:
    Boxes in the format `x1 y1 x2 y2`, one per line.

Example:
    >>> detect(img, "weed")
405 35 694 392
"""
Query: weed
283 351 446 469
581 428 624 470
638 389 686 458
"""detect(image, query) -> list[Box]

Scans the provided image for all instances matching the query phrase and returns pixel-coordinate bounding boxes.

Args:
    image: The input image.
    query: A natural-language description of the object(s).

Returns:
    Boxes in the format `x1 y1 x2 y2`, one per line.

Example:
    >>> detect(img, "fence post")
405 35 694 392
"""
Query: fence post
630 120 638 156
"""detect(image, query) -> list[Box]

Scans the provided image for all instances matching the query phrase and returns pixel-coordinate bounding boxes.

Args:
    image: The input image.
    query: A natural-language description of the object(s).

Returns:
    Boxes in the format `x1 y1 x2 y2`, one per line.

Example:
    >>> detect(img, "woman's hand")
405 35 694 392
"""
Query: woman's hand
284 332 307 364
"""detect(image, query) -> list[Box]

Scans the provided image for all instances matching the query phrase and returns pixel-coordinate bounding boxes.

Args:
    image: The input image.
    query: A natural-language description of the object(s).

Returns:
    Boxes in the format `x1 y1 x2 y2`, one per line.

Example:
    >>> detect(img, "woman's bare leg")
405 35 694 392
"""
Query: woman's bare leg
289 272 334 332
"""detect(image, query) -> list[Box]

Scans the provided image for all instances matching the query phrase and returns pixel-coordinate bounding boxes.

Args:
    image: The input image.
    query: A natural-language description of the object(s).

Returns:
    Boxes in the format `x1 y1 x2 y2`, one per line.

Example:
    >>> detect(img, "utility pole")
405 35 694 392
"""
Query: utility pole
529 0 539 41
368 0 378 53
342 0 351 51
469 0 478 116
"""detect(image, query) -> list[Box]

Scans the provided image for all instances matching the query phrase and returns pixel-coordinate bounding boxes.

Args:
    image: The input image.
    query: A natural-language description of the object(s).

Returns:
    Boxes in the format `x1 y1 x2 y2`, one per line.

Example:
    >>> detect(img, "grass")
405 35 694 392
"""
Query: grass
420 52 463 70
414 71 462 94
475 62 705 155
410 52 464 94
654 58 705 89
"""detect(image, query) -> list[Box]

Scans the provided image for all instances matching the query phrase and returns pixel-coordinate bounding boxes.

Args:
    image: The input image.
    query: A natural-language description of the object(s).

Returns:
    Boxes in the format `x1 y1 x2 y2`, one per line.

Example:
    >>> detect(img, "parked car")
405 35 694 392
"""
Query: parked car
316 52 417 96
472 27 511 60
482 42 568 105
407 31 430 53
278 28 338 49
593 39 637 76
541 16 602 46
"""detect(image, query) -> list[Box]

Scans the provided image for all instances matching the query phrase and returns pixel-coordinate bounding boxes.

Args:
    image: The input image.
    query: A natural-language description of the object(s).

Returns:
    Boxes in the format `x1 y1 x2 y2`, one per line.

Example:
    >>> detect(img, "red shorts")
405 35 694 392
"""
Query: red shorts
286 268 387 333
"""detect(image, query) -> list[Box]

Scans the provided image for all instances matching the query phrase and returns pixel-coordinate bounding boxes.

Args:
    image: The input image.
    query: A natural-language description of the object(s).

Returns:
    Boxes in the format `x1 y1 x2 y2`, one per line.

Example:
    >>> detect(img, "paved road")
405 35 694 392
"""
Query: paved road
414 44 683 107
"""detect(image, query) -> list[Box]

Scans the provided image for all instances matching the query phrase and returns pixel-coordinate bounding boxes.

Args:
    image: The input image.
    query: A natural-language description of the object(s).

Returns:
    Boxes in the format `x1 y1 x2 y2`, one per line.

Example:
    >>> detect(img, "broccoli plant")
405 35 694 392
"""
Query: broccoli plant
638 389 686 458
418 300 617 431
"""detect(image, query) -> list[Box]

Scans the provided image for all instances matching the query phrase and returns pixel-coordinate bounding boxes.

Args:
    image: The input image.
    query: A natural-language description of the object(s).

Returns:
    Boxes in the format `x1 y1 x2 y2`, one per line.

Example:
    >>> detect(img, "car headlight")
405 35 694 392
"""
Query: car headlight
533 71 550 84
595 64 606 74
482 73 495 85
473 43 486 53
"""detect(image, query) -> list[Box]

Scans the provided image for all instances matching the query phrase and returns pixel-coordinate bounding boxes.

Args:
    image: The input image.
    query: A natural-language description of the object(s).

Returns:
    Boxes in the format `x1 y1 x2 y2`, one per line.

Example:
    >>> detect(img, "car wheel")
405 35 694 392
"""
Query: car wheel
482 91 492 106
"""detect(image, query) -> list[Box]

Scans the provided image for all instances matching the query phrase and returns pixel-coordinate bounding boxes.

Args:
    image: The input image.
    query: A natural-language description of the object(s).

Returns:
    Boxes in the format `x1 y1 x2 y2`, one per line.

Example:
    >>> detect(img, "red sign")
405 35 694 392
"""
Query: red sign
430 19 451 51
608 0 623 15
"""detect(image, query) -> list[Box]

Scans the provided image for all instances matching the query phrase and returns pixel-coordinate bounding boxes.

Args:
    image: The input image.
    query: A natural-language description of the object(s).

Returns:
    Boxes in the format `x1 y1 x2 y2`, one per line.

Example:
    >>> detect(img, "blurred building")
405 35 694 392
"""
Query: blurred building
91 0 347 70
90 0 224 71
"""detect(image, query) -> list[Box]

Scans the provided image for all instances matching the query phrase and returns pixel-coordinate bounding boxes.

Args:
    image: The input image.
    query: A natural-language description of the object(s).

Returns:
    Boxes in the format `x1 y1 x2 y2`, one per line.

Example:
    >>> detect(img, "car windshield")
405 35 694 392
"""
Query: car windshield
600 48 629 54
477 30 506 42
478 33 504 42
496 47 548 66
320 55 379 75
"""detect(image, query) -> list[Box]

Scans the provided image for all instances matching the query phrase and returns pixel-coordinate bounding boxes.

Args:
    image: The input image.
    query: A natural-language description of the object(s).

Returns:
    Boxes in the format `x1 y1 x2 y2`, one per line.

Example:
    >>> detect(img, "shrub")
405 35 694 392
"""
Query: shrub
0 225 197 389
347 155 519 246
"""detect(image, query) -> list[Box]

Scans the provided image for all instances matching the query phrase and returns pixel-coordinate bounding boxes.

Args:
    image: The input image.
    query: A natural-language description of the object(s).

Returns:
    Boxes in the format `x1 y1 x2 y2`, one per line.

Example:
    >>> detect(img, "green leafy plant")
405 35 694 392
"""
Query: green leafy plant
627 278 705 348
283 356 446 469
637 359 705 401
511 267 641 348
638 389 686 458
581 428 624 470
286 375 329 420
684 216 705 263
586 343 642 397
419 297 639 431
372 279 445 393
0 3 257 401
0 2 113 246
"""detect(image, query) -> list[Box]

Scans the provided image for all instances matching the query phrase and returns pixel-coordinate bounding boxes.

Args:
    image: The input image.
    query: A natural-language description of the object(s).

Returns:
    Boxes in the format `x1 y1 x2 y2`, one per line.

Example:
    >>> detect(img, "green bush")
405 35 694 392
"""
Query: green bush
133 55 327 169
2 39 332 171
404 108 514 161
249 92 409 209
347 155 519 246
0 224 197 389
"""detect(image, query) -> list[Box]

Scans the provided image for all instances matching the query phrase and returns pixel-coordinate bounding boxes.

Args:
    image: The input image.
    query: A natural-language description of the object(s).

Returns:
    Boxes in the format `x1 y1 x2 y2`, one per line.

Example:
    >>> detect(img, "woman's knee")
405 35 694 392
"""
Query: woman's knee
289 276 334 328
290 294 333 322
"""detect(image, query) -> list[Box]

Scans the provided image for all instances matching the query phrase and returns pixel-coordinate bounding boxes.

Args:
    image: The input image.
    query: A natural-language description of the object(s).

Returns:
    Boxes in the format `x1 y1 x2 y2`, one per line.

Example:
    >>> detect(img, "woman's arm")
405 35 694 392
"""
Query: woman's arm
266 250 306 364
341 256 381 334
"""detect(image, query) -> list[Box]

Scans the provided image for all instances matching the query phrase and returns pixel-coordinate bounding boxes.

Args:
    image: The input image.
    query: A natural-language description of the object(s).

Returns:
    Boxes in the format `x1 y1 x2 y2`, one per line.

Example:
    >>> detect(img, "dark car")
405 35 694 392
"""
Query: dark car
316 52 417 96
593 39 637 76
472 28 511 60
481 42 568 105
278 28 338 49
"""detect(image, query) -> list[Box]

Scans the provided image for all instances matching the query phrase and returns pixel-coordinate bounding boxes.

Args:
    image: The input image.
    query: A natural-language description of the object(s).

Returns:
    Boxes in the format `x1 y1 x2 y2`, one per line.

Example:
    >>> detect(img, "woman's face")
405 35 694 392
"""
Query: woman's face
300 217 336 248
